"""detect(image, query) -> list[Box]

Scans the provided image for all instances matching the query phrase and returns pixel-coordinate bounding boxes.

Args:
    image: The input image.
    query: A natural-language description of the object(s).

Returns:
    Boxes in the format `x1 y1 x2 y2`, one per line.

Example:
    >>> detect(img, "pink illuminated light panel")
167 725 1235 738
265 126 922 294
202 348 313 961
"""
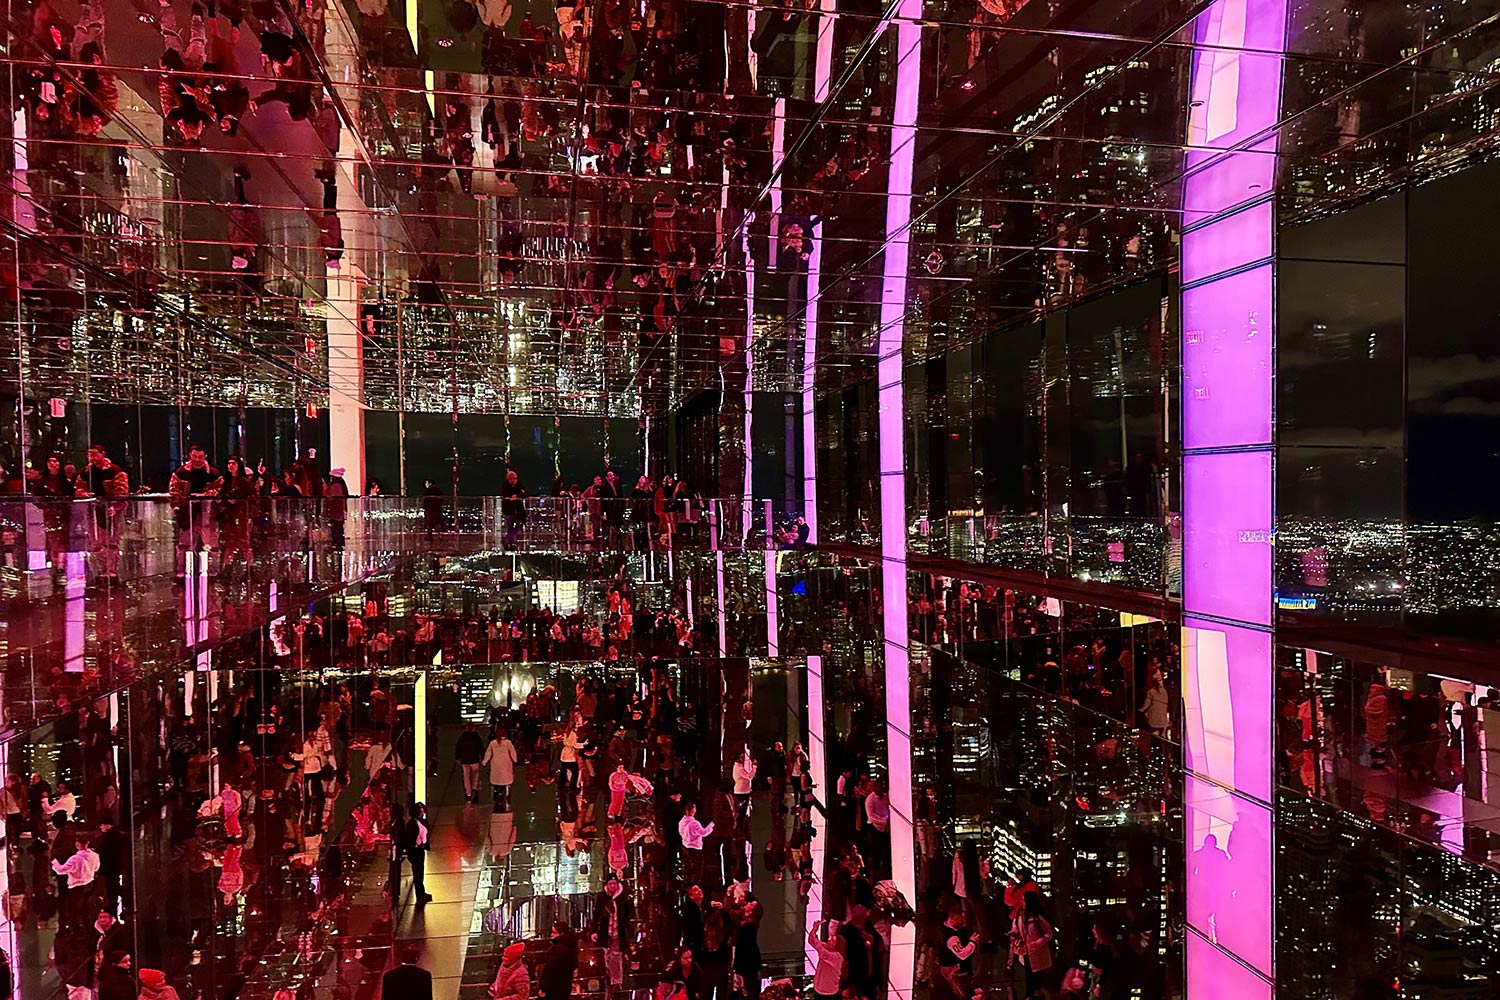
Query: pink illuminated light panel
1179 0 1287 995
876 0 923 995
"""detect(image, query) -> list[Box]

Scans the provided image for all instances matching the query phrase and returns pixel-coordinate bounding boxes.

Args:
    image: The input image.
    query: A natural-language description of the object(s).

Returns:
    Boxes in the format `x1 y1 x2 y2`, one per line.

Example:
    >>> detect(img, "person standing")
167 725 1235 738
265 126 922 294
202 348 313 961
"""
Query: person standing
387 802 408 907
760 742 787 812
482 728 519 810
455 724 486 804
324 467 350 550
556 722 586 790
136 969 180 1000
732 899 764 1000
538 923 578 1000
381 944 433 1000
1008 891 1055 999
731 750 757 822
591 876 632 996
422 479 445 536
407 802 432 905
76 444 130 582
96 950 135 1000
490 941 530 1000
808 922 845 1000
168 444 224 578
50 837 101 930
937 900 977 1000
501 469 528 548
864 778 891 876
953 840 991 945
677 802 714 886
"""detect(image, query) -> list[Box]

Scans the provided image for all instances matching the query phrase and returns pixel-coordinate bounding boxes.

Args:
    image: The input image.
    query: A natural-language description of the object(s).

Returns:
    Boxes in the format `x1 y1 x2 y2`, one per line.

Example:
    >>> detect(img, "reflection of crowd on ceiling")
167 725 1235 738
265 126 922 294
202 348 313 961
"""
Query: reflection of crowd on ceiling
10 0 904 366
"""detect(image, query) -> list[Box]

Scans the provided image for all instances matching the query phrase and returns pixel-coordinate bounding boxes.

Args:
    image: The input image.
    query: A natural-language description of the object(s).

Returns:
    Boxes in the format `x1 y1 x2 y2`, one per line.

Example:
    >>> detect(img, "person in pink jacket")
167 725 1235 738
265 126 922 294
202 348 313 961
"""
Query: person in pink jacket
490 941 530 1000
608 765 630 820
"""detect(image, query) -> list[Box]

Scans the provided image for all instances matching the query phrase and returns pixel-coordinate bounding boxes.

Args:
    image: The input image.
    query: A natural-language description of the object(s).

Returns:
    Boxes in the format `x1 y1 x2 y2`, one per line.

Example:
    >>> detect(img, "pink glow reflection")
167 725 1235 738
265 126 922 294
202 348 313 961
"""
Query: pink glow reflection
1183 618 1273 803
1186 775 1274 977
804 653 826 977
1181 199 1273 284
1182 450 1274 627
1182 263 1275 450
1180 0 1287 989
1187 929 1273 1000
876 0 922 986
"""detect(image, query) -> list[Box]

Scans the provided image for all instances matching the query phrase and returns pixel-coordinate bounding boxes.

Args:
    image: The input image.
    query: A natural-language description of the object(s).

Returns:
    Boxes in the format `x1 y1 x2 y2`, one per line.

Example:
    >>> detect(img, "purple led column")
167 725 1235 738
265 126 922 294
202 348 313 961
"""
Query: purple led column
878 2 923 995
801 224 822 544
1179 0 1287 995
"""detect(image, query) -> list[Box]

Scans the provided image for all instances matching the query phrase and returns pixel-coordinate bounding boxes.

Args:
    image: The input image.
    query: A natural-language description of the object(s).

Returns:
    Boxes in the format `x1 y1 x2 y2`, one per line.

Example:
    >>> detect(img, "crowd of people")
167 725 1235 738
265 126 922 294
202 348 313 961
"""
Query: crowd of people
4 435 774 585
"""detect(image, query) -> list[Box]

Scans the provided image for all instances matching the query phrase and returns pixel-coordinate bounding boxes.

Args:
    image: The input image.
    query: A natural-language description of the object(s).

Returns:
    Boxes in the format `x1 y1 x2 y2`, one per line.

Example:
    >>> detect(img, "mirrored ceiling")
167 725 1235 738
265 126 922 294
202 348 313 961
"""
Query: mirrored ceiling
3 0 1499 417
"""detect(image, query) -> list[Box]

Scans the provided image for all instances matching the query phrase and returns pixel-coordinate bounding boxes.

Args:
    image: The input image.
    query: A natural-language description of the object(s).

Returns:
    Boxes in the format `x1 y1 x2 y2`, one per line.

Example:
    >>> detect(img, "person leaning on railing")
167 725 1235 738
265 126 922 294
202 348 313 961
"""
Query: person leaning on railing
26 454 76 570
169 445 225 578
501 470 528 547
75 444 130 582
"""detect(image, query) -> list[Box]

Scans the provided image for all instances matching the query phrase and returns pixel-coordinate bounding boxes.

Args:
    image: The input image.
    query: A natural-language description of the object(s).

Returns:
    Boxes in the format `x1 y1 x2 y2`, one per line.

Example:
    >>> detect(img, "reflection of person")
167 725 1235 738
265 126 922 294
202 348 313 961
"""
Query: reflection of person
27 454 75 568
381 944 433 1000
422 479 445 535
325 468 350 549
168 444 224 576
76 443 129 581
501 470 528 548
482 729 518 810
1190 833 1232 943
1140 672 1171 736
456 723 486 803
591 876 632 991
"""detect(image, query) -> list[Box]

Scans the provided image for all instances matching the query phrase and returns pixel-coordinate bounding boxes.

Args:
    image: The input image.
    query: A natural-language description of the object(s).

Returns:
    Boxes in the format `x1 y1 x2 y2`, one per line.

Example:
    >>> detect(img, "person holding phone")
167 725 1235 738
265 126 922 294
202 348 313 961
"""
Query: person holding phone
808 920 845 999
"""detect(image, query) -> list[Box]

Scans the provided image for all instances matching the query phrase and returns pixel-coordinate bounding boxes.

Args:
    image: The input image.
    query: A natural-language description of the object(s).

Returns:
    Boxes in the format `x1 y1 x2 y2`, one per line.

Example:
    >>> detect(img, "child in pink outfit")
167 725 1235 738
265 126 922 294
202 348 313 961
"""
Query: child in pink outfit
608 766 630 819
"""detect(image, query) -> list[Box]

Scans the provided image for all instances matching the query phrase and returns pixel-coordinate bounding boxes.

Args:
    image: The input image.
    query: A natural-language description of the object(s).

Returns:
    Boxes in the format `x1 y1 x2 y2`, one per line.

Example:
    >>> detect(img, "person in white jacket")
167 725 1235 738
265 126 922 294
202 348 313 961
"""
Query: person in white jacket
482 729 519 811
731 750 757 821
52 842 100 929
677 802 714 885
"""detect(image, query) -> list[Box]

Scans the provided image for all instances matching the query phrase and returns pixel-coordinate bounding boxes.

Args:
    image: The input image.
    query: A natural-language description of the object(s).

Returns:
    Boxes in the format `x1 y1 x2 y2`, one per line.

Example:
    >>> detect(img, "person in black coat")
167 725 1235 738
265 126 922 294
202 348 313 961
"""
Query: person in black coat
95 820 130 913
381 945 433 1000
538 922 578 1000
661 948 707 1000
733 900 764 1000
838 901 882 1000
591 877 633 991
97 950 136 1000
406 803 432 905
677 884 706 954
760 742 788 811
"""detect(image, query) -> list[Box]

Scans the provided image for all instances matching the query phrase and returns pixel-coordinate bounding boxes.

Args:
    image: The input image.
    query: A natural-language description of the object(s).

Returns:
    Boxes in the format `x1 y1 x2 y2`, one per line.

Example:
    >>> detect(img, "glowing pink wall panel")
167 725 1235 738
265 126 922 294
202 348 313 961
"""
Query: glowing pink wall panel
1187 930 1274 1000
1180 200 1274 285
877 3 923 995
1180 0 1287 993
1183 618 1274 804
1186 776 1274 977
1182 264 1275 451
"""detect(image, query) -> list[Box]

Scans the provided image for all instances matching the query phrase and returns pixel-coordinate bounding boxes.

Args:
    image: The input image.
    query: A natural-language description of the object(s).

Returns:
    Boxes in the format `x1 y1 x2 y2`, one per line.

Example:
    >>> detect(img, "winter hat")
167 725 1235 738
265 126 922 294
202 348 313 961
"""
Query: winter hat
503 942 526 963
139 970 168 990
